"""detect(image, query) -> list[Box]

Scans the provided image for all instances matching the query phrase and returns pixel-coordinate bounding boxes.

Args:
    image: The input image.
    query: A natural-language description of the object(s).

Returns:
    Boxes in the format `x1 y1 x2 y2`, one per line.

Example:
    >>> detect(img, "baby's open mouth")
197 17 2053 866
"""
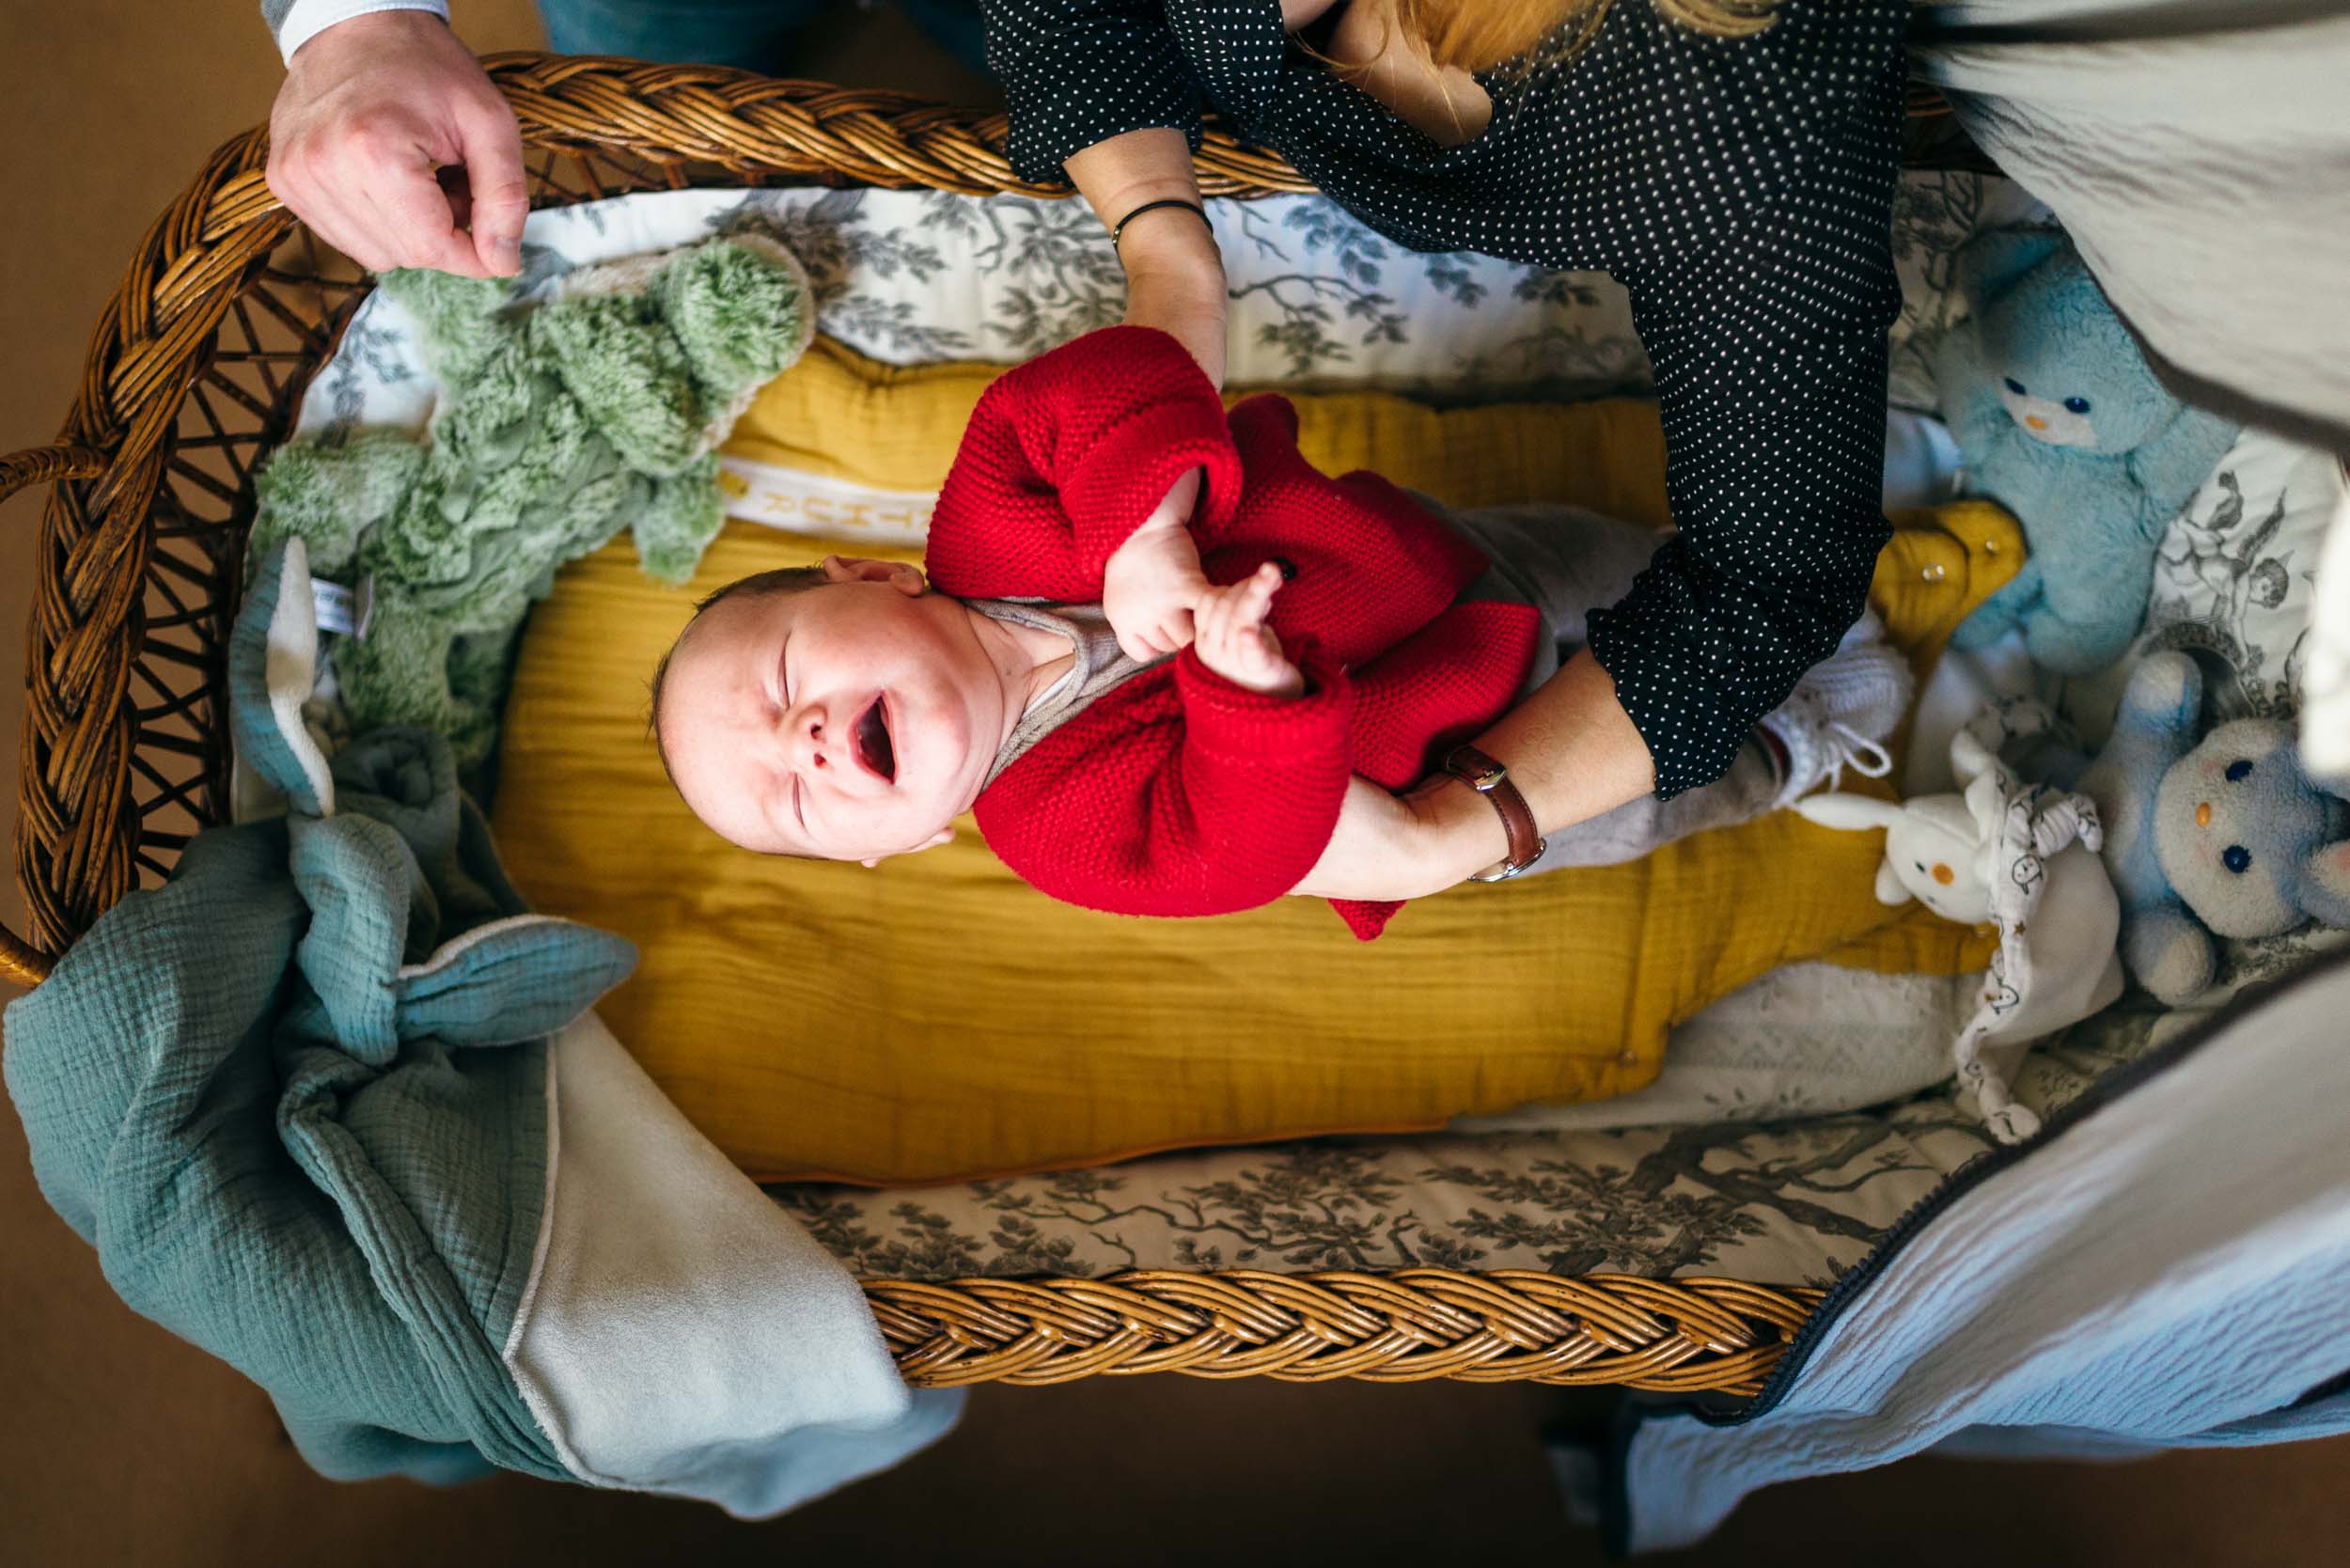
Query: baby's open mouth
853 695 896 783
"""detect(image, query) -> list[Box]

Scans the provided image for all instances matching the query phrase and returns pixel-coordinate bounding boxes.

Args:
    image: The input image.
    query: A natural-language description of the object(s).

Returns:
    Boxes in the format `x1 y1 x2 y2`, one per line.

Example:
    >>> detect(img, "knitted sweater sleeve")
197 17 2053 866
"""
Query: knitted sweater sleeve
926 326 1244 604
976 641 1355 917
1581 60 1904 798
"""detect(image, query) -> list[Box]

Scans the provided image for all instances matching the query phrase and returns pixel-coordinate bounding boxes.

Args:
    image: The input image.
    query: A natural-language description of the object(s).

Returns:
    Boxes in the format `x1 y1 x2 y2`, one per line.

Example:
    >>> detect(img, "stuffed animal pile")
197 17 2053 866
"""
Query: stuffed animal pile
1797 717 2124 1141
1890 221 2350 1034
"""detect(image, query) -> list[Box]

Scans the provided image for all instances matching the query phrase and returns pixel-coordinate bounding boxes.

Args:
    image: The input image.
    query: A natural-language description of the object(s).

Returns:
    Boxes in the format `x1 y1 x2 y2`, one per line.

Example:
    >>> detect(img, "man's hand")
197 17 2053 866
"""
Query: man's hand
1192 562 1303 697
268 11 526 278
1101 468 1212 660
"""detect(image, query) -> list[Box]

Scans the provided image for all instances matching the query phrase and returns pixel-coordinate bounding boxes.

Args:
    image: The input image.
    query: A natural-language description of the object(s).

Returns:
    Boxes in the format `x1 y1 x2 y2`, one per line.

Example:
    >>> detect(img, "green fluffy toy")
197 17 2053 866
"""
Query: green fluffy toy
252 234 811 775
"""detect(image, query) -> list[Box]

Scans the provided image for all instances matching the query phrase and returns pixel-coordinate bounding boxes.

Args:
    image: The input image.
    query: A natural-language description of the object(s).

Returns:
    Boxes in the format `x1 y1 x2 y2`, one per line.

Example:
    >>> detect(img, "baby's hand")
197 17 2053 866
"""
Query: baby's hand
1101 468 1211 660
1192 562 1304 697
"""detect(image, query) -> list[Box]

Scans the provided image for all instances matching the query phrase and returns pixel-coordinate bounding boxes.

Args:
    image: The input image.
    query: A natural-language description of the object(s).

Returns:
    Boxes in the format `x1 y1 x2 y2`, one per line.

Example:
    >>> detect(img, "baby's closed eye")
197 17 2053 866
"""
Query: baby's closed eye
766 769 805 835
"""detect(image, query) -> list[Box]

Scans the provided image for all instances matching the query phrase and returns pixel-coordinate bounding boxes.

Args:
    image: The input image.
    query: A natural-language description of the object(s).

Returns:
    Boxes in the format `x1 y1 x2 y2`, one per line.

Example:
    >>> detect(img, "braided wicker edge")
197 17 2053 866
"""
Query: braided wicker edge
6 52 1981 1386
870 1271 1826 1390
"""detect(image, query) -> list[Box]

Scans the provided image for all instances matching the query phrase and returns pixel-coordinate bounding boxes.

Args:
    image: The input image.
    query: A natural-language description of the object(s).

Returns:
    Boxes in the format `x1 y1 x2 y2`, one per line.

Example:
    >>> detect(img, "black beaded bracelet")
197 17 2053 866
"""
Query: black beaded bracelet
1111 197 1213 252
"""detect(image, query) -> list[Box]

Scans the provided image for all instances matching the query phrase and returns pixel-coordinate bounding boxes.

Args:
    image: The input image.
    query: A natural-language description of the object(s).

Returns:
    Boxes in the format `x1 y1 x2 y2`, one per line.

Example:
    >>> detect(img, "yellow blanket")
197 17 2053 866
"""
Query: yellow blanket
492 341 2010 1184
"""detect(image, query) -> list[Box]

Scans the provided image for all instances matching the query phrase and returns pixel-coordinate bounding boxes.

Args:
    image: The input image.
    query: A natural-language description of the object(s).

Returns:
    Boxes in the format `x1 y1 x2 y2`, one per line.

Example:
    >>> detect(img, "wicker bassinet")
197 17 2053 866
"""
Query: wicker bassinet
4 55 1993 1394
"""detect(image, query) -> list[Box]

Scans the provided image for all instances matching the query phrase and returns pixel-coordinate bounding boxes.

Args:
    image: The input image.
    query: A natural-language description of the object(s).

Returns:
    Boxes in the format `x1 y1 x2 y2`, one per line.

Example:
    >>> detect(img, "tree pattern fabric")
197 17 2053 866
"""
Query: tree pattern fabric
774 999 2175 1288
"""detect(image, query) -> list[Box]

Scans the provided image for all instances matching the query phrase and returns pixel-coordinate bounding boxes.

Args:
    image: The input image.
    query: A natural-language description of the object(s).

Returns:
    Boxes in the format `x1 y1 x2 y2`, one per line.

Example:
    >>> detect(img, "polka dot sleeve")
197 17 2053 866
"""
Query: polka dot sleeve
978 0 1915 796
1586 62 1905 797
981 0 1206 185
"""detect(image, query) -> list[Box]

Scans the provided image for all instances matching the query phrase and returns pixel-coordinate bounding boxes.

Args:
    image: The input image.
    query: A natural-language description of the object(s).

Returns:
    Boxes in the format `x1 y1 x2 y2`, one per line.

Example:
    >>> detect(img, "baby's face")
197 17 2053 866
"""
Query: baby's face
657 561 1005 862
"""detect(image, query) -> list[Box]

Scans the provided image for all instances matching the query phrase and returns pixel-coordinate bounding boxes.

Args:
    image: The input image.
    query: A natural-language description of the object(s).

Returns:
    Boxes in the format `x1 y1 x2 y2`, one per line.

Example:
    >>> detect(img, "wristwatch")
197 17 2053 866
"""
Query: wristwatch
1441 745 1545 883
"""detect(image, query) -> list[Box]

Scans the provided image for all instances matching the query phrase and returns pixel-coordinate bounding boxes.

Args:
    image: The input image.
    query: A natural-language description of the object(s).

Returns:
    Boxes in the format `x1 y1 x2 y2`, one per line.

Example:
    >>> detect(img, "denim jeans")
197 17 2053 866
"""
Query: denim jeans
534 0 988 76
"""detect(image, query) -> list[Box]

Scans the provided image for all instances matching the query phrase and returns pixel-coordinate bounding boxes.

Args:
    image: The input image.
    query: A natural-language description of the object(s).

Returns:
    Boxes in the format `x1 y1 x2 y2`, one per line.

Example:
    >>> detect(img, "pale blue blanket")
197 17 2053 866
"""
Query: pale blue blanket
1616 948 2350 1551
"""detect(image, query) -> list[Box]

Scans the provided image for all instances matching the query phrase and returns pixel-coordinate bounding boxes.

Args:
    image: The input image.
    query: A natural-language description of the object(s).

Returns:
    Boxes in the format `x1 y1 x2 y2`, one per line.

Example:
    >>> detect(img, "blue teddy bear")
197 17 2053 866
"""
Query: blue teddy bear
1938 228 2240 675
2072 652 2350 1005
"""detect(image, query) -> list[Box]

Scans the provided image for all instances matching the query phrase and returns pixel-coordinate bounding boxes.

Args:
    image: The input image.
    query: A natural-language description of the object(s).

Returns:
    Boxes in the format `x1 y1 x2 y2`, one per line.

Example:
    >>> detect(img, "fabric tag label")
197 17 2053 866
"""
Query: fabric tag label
716 456 936 548
310 576 374 640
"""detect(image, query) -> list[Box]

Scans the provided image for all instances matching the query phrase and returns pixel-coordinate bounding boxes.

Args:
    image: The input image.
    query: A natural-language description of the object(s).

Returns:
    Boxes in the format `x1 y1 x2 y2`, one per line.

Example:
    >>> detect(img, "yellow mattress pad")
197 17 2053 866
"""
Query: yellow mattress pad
491 341 2010 1183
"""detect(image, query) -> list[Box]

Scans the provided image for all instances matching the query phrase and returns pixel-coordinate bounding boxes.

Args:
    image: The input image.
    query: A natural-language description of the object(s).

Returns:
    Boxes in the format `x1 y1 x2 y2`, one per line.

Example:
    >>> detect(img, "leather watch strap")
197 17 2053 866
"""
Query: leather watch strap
1442 745 1545 883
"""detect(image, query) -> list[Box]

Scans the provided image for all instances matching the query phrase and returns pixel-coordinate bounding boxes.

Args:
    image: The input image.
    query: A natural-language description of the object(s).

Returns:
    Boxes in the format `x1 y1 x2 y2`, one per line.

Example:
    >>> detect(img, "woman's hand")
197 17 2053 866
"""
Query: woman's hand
1192 564 1304 697
1290 774 1511 902
1102 469 1212 659
1299 652 1662 901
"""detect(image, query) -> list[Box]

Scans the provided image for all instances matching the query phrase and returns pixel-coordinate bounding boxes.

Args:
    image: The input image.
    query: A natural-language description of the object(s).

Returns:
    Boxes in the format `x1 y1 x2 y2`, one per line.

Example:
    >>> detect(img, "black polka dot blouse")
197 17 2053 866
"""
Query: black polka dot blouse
979 0 1909 797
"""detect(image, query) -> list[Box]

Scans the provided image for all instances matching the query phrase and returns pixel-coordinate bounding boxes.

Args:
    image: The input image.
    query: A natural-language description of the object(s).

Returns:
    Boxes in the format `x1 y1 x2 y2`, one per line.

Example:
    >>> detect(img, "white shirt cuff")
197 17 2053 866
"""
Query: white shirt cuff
276 0 451 64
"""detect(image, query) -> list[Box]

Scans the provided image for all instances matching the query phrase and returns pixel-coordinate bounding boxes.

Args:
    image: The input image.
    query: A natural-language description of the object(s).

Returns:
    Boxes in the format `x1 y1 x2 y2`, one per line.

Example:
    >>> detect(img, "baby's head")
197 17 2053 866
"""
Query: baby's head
651 556 1008 864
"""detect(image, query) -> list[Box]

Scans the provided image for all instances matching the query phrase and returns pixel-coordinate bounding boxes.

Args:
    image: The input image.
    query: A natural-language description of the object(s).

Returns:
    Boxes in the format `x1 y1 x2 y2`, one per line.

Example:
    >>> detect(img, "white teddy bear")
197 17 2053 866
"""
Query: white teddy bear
1795 722 2125 1141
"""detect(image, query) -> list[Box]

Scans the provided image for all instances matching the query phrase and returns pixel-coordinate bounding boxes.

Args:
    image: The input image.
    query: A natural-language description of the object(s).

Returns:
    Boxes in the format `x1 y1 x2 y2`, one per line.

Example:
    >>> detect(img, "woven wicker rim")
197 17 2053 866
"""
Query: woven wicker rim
4 54 1980 1383
872 1270 1825 1389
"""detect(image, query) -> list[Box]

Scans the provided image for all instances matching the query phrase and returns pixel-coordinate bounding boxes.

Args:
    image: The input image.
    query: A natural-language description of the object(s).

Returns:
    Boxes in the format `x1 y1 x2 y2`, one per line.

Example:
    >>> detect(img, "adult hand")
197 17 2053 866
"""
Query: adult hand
267 11 526 278
1298 651 1661 901
1289 775 1507 902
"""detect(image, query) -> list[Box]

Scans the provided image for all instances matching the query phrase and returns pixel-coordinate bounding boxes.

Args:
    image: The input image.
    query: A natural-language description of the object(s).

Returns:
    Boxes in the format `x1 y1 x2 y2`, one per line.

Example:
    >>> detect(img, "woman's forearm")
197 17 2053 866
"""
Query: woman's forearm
1065 128 1230 384
1292 651 1658 902
1405 651 1657 886
1063 126 1203 234
1473 649 1656 830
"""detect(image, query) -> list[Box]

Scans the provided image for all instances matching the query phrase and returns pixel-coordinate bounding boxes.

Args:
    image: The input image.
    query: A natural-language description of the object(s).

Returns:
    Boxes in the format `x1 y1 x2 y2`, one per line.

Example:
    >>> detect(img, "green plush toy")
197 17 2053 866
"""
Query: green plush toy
251 234 812 775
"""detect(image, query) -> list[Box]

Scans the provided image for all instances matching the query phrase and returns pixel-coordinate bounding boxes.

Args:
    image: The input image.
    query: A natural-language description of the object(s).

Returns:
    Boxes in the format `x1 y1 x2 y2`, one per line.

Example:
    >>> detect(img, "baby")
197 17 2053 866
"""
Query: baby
652 326 1907 937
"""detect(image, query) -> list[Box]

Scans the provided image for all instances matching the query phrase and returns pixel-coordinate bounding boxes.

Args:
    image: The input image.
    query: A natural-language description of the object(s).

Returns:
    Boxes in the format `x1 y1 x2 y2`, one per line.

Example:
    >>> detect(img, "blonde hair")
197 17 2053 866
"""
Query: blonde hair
1378 0 1781 75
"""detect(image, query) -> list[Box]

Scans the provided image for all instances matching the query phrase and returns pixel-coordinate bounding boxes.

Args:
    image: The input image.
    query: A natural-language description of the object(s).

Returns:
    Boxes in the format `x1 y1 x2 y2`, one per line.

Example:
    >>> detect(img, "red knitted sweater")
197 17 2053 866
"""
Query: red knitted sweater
928 327 1541 939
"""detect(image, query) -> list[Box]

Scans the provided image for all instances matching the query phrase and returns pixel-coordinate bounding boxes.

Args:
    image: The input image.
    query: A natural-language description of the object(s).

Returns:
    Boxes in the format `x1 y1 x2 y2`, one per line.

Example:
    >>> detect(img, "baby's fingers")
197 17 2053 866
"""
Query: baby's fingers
1117 606 1190 662
1244 624 1290 676
1230 625 1303 697
1237 561 1284 623
1195 563 1281 640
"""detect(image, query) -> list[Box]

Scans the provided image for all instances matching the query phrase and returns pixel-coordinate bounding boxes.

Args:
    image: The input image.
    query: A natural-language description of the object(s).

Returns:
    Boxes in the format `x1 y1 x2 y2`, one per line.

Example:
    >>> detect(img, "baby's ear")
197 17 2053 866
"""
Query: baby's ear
822 555 929 596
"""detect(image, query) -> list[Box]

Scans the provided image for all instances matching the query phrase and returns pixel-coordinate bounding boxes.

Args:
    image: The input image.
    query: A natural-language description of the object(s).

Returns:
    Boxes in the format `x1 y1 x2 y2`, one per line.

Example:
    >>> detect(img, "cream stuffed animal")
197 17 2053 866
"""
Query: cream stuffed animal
1796 718 2125 1141
1799 786 1998 928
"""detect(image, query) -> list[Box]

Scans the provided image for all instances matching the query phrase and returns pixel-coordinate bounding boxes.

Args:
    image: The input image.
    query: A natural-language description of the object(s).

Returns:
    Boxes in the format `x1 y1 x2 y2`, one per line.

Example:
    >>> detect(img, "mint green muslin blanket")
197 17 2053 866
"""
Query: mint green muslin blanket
4 541 636 1484
250 232 810 776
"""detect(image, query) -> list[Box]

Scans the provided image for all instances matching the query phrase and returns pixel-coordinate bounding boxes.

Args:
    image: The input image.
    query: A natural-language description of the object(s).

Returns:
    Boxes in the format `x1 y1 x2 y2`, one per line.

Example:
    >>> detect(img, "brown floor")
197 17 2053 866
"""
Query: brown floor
3 4 2346 1564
